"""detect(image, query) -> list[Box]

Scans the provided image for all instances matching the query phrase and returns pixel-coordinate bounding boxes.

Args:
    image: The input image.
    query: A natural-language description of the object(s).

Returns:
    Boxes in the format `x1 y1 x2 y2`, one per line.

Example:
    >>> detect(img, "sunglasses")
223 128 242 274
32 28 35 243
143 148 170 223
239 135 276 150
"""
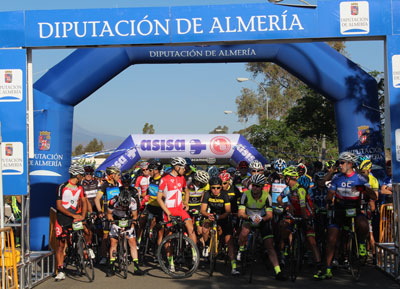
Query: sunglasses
142 168 149 171
339 161 347 165
211 186 222 190
252 169 263 173
252 184 263 188
222 182 229 185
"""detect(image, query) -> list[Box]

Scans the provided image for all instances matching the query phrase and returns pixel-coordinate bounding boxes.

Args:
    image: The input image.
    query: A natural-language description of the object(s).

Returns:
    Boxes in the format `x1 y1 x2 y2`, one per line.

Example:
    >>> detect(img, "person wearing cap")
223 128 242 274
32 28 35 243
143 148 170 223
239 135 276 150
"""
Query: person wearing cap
55 163 87 281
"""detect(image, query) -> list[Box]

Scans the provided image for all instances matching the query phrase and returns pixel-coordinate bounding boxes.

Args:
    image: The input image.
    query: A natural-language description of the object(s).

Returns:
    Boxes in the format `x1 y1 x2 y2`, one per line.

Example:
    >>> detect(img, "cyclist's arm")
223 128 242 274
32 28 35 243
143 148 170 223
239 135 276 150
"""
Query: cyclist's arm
81 196 88 219
277 194 283 207
326 189 335 205
381 184 393 195
157 191 171 218
218 203 231 220
238 207 249 221
184 187 190 208
131 210 138 226
94 191 104 213
262 209 273 222
364 186 378 201
56 200 80 219
86 198 93 213
200 203 211 218
106 208 113 221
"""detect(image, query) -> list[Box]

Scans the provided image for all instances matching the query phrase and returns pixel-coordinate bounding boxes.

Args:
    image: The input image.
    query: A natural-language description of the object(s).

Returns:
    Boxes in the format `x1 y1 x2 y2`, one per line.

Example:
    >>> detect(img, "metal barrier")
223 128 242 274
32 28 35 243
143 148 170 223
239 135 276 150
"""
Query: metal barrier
17 251 55 289
376 243 399 279
0 227 19 289
380 203 394 243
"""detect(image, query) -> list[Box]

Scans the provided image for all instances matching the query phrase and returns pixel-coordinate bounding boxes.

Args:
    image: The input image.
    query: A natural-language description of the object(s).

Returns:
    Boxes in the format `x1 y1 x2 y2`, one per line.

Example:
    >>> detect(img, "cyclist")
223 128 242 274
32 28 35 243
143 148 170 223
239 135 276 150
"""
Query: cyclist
310 171 329 240
268 159 288 207
55 163 87 281
237 174 286 281
106 187 142 276
358 159 379 263
278 166 322 279
319 151 377 280
94 166 122 265
200 177 239 275
157 157 197 272
220 171 241 227
297 163 314 190
242 160 265 190
82 166 100 214
380 160 393 203
184 158 197 184
233 160 250 193
135 161 151 200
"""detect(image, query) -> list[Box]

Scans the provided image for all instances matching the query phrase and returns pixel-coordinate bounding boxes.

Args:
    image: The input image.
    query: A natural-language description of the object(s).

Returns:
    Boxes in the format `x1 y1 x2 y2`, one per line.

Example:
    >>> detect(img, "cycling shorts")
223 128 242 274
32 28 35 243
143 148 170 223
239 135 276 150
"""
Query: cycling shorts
109 224 136 239
163 207 191 227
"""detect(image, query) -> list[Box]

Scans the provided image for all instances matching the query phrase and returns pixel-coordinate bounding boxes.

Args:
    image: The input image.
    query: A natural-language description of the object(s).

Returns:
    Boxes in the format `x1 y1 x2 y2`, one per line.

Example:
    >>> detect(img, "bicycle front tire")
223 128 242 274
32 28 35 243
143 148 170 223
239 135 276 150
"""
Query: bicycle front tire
78 236 95 282
157 233 200 278
348 233 361 281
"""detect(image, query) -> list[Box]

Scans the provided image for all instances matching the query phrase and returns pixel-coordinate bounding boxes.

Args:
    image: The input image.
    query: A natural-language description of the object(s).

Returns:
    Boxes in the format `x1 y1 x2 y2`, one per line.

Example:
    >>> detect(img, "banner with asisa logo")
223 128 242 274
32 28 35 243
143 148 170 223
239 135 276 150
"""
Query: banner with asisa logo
98 134 267 172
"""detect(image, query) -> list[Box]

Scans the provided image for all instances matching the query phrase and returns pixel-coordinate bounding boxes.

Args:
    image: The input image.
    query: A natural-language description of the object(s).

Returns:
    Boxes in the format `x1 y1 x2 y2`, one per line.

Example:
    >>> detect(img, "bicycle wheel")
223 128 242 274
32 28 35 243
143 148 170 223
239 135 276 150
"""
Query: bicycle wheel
208 230 217 277
78 236 95 282
248 231 258 284
348 233 361 281
119 237 128 279
157 233 200 278
289 230 301 282
139 225 149 265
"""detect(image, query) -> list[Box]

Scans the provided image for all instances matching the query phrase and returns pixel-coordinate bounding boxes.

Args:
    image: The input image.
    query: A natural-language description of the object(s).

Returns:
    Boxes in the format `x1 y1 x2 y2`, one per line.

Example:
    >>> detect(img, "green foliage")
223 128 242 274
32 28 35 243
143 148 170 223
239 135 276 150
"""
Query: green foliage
72 138 104 156
142 123 155 134
209 125 229 134
72 144 84 156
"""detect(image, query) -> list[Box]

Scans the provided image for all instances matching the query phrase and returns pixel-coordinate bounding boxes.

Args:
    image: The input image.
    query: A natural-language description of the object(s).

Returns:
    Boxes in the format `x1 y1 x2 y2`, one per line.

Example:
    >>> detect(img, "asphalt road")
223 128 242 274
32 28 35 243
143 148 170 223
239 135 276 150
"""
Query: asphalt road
36 258 399 289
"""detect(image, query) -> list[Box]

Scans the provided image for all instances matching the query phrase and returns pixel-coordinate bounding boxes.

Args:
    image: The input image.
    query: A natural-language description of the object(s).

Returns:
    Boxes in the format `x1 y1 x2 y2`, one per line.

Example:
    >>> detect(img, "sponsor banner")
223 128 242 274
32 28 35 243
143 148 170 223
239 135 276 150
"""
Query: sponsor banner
97 134 269 172
340 1 370 35
0 49 28 195
392 55 400 88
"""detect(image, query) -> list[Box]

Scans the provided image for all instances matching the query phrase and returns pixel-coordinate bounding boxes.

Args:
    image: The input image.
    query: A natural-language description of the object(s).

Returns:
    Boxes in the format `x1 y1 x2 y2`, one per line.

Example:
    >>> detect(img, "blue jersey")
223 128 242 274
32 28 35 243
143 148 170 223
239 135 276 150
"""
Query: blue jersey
310 186 328 208
330 171 369 201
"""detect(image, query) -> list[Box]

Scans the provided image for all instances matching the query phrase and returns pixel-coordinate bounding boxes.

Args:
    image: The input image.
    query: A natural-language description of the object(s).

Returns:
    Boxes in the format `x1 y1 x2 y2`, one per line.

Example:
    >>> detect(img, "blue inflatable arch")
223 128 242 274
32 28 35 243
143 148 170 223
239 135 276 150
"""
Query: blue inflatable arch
30 42 384 250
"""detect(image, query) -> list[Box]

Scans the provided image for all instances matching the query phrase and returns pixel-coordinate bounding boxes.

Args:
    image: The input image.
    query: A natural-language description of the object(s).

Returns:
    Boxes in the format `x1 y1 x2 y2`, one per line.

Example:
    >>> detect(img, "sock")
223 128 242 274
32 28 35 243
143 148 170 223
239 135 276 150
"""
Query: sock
168 256 174 265
57 265 64 272
239 246 245 252
110 258 116 265
231 260 237 269
133 258 139 269
274 266 281 274
192 247 197 256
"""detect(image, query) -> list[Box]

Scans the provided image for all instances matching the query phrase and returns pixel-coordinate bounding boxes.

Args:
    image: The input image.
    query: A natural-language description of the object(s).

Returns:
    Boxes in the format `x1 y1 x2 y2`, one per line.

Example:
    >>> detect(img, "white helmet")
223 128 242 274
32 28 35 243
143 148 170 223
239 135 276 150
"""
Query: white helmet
171 157 186 167
338 151 358 164
249 160 264 170
69 163 85 176
194 170 210 184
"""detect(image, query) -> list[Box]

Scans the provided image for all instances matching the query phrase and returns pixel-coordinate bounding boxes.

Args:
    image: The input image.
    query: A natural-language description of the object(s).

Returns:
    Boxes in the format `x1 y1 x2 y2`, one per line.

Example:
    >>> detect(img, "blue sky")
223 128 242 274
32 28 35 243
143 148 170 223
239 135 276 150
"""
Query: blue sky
2 1 385 142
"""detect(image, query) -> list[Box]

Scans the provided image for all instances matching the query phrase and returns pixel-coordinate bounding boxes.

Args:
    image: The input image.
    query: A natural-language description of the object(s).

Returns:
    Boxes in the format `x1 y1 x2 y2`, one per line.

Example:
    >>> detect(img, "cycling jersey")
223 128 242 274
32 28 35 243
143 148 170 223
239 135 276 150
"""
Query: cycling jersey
330 171 369 202
56 180 85 229
202 190 230 216
98 179 121 211
233 174 249 193
82 178 100 209
159 173 186 209
310 186 328 209
268 172 288 205
187 182 208 208
135 175 150 197
108 196 138 220
239 190 272 218
222 185 241 213
148 175 161 207
280 183 312 217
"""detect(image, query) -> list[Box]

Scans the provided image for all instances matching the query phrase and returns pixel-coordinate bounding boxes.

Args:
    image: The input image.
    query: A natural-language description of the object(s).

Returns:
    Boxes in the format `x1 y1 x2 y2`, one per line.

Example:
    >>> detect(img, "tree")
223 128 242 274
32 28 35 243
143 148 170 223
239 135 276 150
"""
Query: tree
142 123 155 134
236 42 347 123
72 144 84 156
84 138 104 152
209 125 228 134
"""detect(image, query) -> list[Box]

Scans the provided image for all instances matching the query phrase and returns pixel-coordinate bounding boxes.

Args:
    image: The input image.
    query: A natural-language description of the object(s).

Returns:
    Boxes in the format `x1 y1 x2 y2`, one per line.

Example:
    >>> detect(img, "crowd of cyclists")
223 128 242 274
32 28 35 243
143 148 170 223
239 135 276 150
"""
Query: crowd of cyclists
54 152 393 282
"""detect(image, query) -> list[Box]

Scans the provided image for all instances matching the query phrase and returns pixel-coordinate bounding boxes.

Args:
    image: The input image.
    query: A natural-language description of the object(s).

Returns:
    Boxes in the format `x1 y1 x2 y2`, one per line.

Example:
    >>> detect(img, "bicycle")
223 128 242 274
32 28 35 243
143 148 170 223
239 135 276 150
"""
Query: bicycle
63 220 95 282
138 210 158 265
240 226 262 283
207 219 219 277
285 212 305 282
86 213 102 265
157 216 200 278
110 218 135 279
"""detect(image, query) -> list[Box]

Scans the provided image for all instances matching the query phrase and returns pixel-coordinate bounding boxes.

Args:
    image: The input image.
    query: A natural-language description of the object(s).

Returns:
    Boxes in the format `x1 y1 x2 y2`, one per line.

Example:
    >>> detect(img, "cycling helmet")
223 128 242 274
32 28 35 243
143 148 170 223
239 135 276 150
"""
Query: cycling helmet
171 157 186 167
184 158 193 166
314 171 326 180
194 170 210 184
219 172 231 182
139 161 149 169
121 173 132 185
118 188 131 207
359 159 372 171
297 163 307 175
209 177 222 186
106 166 121 176
69 163 85 176
297 175 311 188
84 165 94 175
226 167 236 176
338 151 358 164
94 170 105 179
283 166 299 178
149 159 162 171
238 160 249 168
325 160 336 169
274 159 287 173
250 174 266 186
208 166 219 178
249 160 264 170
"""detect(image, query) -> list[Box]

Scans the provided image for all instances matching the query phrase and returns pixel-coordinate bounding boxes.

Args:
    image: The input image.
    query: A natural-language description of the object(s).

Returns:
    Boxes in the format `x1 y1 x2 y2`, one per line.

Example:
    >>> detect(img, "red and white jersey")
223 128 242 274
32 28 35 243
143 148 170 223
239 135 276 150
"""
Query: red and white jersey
135 175 150 196
159 173 187 209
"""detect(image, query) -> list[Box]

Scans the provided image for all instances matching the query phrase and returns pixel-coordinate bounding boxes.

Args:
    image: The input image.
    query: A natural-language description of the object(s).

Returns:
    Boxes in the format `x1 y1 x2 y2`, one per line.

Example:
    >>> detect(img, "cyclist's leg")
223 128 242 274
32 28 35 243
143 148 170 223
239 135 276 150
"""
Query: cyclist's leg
238 222 251 248
325 226 339 268
202 221 211 243
261 221 279 268
355 214 369 243
305 224 321 264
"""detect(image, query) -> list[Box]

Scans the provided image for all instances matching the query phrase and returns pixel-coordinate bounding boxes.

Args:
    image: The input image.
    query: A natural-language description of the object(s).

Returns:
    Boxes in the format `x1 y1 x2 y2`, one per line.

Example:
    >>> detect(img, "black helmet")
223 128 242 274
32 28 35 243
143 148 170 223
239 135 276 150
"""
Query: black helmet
106 166 121 176
121 173 132 186
84 165 94 175
118 188 131 207
149 159 162 171
209 177 222 186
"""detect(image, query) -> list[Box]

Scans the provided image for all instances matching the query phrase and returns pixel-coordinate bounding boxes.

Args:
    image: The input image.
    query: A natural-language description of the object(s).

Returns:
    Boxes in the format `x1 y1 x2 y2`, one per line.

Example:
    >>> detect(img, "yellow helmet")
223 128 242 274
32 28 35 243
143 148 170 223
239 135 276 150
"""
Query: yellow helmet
359 159 372 171
283 166 299 178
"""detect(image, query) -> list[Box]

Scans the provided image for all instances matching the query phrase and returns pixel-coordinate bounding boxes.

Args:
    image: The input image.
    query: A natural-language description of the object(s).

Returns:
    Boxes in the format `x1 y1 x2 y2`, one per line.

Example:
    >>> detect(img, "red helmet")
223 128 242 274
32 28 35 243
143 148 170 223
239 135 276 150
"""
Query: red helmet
238 160 249 168
219 172 231 182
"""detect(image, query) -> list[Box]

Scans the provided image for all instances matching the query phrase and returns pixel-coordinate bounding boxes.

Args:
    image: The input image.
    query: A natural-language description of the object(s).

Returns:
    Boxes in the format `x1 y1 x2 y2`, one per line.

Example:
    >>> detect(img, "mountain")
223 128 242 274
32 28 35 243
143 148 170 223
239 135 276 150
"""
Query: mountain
72 124 125 150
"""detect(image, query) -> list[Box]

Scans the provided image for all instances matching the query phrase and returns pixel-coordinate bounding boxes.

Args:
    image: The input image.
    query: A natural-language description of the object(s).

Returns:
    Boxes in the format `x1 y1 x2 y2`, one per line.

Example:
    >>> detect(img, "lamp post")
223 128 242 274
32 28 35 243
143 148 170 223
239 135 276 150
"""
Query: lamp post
236 77 269 120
